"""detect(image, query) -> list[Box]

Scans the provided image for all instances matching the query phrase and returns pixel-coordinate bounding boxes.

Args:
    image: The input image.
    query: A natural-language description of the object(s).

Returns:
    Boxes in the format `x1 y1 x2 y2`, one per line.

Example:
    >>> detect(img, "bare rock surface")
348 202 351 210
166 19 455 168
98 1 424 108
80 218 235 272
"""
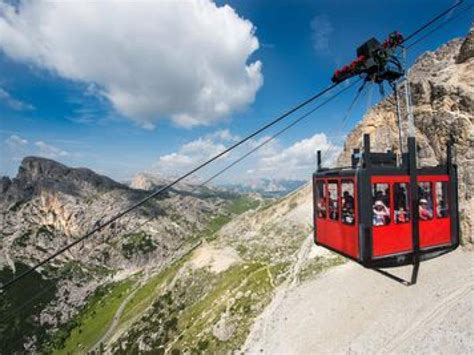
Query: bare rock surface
457 22 474 63
244 249 474 354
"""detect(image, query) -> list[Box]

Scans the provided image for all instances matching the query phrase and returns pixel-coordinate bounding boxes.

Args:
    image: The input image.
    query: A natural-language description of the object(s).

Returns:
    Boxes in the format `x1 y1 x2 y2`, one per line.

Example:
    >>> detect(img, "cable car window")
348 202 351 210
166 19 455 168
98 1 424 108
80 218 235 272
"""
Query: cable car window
328 181 339 221
341 180 355 225
394 183 410 224
316 180 327 218
418 182 434 221
435 181 449 218
372 183 390 226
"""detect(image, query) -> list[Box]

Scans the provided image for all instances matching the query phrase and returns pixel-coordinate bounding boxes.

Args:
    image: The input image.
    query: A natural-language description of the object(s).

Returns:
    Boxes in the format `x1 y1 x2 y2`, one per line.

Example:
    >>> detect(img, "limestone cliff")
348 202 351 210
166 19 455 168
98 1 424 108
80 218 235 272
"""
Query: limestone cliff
338 26 474 244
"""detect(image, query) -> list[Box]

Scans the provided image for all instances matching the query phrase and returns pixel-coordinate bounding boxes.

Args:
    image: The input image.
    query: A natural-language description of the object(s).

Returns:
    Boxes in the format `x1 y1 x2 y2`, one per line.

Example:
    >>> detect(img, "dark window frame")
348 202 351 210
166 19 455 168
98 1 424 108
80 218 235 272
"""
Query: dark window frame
394 182 410 224
341 179 356 225
372 182 391 227
418 181 434 221
435 181 449 219
327 180 340 221
315 179 327 219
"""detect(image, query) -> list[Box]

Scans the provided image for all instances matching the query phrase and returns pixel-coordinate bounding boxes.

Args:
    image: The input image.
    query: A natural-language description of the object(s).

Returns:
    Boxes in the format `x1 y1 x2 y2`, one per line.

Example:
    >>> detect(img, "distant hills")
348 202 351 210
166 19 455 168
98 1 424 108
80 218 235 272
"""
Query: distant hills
130 171 306 198
220 178 307 197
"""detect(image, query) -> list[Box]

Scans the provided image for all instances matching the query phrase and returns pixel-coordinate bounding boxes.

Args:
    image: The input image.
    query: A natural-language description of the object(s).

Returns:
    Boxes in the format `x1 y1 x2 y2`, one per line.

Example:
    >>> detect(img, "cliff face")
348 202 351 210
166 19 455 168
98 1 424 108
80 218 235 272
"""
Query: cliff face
0 157 216 269
338 26 474 244
457 23 474 63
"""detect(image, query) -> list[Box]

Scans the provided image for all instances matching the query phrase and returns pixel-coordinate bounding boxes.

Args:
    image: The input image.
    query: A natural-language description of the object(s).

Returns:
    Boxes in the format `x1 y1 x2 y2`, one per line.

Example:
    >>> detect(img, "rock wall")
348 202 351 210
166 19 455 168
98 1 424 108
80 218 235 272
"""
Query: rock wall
338 26 474 245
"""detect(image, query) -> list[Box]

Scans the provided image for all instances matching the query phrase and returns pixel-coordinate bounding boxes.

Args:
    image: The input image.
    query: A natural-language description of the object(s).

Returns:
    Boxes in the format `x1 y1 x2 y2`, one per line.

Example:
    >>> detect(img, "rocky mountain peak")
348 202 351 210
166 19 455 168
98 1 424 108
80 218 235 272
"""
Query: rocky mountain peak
16 156 125 192
0 157 128 210
457 21 474 63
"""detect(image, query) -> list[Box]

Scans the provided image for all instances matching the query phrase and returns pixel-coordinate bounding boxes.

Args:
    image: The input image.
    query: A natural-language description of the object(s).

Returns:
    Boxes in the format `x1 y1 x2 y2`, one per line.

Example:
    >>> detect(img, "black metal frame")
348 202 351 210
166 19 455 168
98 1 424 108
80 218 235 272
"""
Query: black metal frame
313 134 460 284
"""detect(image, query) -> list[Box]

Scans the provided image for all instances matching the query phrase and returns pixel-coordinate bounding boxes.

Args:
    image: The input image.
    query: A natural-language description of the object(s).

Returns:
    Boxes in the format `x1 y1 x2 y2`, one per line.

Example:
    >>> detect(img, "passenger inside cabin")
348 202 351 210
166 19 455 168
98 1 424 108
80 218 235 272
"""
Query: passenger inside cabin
373 200 390 226
395 186 407 207
343 191 354 208
394 186 409 223
395 206 408 223
419 186 433 209
437 199 448 218
342 191 355 224
342 206 355 224
317 197 327 218
329 199 339 220
374 190 384 203
419 198 433 220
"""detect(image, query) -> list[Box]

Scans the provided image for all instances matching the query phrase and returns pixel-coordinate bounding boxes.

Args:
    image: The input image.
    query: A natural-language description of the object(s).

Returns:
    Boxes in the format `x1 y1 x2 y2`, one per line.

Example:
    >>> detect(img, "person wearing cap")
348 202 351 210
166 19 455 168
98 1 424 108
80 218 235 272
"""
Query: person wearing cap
419 198 433 220
373 200 390 226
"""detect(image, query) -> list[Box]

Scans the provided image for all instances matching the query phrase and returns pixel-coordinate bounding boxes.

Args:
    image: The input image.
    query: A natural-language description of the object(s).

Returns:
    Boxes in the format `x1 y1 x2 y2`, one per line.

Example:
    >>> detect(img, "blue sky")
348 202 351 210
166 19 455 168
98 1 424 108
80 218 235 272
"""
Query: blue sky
0 0 471 183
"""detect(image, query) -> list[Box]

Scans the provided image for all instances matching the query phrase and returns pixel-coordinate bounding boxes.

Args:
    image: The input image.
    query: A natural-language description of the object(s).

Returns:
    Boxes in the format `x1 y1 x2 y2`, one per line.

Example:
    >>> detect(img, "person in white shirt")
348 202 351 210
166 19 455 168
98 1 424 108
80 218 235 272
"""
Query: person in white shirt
373 200 390 226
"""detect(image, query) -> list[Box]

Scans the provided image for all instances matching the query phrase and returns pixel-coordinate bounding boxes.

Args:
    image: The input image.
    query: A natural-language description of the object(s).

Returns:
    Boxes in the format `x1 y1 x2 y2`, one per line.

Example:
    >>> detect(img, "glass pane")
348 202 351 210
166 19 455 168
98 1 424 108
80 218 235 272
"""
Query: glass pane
435 181 449 218
316 180 327 218
341 180 355 225
372 183 390 226
418 182 433 220
328 181 339 221
394 183 410 224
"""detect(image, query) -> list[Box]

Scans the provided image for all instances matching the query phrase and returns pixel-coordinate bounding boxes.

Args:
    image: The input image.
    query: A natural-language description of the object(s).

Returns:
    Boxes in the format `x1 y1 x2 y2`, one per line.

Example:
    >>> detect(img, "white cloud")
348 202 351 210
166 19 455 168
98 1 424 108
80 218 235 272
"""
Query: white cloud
154 130 340 183
0 0 263 128
6 134 28 148
4 134 29 165
34 141 69 159
310 14 334 55
0 87 34 111
257 133 340 180
155 136 227 177
207 129 240 142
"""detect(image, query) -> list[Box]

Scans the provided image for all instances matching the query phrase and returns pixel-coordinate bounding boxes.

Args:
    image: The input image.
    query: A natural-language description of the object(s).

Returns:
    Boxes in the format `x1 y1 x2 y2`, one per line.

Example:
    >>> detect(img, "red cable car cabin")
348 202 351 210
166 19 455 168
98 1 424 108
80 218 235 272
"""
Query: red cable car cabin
313 134 460 268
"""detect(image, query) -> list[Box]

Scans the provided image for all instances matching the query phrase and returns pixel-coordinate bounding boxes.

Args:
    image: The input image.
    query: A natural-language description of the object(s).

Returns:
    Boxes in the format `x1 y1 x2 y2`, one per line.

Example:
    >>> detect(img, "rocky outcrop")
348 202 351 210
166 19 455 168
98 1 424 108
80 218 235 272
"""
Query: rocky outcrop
457 23 474 63
338 25 474 245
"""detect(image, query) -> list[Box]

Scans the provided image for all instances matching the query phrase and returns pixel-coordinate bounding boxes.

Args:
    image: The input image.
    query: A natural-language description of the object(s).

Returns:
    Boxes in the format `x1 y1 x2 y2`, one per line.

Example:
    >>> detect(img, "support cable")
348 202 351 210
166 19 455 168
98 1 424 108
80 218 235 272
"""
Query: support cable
401 0 464 44
0 0 467 292
318 80 369 165
200 79 362 187
406 2 474 49
0 82 341 291
0 80 361 324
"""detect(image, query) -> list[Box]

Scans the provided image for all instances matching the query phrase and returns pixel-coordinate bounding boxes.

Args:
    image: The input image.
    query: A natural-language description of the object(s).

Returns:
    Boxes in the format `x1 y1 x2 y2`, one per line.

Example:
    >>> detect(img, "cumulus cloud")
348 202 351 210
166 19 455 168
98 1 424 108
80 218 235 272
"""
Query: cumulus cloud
207 129 240 142
154 130 340 183
310 14 334 55
0 0 263 128
155 136 227 177
257 133 340 180
0 87 34 111
155 128 246 176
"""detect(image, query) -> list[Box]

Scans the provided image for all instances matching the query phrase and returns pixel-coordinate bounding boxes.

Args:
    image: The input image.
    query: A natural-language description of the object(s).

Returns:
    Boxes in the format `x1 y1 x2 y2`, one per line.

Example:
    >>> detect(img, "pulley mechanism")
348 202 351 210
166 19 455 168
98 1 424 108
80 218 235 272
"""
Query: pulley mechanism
331 32 404 84
331 31 414 155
